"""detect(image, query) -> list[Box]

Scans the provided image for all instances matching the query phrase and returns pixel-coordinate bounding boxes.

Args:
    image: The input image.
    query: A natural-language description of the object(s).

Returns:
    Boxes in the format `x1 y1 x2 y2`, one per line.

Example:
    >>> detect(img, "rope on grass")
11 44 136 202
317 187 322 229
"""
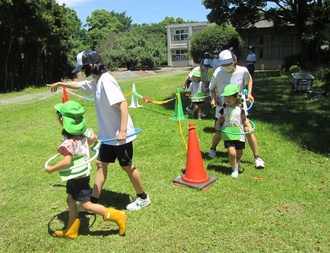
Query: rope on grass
133 91 176 105
176 92 188 151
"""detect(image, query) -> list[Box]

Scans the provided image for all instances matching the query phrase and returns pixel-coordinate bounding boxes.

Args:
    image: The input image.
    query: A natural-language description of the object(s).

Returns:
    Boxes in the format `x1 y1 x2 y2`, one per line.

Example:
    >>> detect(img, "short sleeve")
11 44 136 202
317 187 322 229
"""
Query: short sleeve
58 139 74 156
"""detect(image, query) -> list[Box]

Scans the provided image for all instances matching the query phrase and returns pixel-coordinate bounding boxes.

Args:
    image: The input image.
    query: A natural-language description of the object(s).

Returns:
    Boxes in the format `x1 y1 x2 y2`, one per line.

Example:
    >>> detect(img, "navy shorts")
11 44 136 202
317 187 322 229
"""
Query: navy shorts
224 140 245 150
66 176 91 201
98 142 133 166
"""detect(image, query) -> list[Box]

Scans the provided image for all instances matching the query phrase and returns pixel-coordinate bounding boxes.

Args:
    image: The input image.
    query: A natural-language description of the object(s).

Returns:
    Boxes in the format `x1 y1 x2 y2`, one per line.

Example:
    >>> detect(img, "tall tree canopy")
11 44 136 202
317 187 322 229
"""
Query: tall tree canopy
0 0 83 92
85 9 132 49
202 0 330 63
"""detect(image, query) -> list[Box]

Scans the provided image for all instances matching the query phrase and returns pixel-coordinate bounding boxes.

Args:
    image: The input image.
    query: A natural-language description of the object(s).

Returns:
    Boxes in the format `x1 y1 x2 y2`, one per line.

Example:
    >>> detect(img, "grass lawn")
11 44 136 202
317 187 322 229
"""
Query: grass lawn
0 72 329 252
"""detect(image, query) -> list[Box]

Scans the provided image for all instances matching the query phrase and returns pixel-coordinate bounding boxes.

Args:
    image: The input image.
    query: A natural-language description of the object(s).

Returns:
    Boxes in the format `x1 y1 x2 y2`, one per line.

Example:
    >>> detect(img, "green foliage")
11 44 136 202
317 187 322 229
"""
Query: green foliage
0 0 86 92
98 24 168 70
85 9 124 49
288 65 301 74
280 54 301 72
190 25 242 63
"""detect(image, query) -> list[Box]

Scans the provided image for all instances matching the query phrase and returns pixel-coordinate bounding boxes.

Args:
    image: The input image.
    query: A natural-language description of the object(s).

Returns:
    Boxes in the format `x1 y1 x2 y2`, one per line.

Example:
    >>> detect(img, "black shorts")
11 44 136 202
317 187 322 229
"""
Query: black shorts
224 140 245 150
66 176 91 201
98 142 133 166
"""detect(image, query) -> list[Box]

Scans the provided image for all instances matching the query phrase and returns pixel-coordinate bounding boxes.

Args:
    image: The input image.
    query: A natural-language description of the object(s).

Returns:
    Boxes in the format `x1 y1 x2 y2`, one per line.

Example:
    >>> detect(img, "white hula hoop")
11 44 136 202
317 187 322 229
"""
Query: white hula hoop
44 149 99 171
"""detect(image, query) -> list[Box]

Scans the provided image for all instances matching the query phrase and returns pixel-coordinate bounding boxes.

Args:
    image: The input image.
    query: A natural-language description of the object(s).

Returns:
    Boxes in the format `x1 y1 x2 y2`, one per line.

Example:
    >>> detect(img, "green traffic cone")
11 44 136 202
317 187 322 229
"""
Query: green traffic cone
172 88 186 121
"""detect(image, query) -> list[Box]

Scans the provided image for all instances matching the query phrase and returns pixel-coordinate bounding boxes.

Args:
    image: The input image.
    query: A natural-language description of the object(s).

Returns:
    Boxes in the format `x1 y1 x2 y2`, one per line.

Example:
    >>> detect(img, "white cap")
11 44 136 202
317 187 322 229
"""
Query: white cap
218 50 233 65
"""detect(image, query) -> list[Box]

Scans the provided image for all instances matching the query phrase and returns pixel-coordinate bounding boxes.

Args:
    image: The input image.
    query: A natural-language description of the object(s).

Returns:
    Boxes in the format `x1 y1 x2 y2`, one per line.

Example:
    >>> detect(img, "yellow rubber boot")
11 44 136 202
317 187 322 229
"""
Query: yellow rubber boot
54 217 80 239
103 208 127 236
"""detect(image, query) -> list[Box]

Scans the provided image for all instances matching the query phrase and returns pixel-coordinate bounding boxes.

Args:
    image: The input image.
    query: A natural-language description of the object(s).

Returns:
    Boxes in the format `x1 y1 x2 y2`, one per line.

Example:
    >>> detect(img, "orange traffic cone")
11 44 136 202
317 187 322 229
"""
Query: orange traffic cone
62 87 69 103
173 122 217 189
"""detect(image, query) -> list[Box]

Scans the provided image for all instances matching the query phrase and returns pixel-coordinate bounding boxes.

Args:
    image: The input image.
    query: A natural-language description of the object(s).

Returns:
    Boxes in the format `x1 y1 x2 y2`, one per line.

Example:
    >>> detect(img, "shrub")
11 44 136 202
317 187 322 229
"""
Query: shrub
289 65 301 73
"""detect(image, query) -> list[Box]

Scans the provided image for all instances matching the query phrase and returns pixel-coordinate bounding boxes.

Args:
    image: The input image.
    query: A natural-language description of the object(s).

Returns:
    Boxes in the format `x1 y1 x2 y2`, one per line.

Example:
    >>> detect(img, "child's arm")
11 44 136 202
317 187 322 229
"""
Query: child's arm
215 110 225 131
242 117 254 134
84 128 98 145
117 100 129 141
45 155 72 174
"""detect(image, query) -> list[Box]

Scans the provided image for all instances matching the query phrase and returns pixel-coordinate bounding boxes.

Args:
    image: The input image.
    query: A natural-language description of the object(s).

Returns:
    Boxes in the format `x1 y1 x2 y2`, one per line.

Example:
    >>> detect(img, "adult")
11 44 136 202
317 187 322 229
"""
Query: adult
246 46 256 78
208 49 265 169
48 50 151 211
211 49 220 69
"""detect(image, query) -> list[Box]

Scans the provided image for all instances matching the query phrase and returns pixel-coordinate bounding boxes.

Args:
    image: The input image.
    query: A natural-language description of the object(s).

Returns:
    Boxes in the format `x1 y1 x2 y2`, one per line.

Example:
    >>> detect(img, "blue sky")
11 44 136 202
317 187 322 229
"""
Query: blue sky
57 0 210 24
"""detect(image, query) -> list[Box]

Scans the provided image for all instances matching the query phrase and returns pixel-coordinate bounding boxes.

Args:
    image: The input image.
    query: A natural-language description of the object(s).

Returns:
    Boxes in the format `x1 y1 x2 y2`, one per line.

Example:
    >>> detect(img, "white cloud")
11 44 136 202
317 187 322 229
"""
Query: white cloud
56 0 91 7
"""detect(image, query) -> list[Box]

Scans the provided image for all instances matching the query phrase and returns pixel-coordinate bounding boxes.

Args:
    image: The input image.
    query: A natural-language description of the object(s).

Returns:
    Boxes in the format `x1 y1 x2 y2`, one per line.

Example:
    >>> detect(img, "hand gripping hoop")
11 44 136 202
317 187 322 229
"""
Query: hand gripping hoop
91 128 142 151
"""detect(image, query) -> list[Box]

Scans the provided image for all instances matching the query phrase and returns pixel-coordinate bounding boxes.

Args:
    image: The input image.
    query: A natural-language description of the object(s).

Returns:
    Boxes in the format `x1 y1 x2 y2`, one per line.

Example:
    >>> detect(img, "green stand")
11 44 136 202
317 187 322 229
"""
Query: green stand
172 88 186 120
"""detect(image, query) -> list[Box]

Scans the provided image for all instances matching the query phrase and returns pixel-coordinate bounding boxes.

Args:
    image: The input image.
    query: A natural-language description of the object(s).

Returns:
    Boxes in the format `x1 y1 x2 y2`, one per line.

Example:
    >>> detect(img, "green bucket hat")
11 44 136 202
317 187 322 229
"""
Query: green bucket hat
193 70 202 78
54 101 86 135
221 84 239 97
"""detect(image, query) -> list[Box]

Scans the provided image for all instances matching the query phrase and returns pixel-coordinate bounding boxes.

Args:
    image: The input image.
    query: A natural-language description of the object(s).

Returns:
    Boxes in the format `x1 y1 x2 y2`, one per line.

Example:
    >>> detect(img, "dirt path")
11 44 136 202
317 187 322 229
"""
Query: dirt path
0 67 189 106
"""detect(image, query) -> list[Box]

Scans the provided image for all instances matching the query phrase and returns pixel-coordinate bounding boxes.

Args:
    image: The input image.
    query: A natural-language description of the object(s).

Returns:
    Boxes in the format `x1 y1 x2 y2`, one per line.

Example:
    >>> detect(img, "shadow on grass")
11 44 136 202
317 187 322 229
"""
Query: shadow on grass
98 190 131 210
252 76 330 155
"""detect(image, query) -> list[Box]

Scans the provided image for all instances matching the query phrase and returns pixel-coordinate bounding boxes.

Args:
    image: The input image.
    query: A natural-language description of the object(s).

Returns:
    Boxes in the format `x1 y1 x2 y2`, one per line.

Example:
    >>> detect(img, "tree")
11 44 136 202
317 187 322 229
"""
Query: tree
190 25 243 63
202 0 330 64
0 0 84 92
97 24 167 70
85 10 133 49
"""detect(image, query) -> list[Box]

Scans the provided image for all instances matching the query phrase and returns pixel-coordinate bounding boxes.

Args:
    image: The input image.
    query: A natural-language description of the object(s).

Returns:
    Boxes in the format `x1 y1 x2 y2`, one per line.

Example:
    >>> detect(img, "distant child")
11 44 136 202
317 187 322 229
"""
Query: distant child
215 85 253 178
188 70 206 120
45 100 127 238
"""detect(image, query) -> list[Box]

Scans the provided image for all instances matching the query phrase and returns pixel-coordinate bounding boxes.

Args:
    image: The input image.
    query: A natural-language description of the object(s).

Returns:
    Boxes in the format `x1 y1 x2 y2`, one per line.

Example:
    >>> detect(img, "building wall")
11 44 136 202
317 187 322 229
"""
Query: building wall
167 22 209 67
167 21 300 70
237 24 300 70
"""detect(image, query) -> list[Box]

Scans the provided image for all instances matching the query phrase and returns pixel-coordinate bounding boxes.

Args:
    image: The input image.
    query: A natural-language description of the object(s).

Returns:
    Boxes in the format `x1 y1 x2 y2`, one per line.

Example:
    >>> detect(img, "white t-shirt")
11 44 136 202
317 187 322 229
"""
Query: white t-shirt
222 106 245 142
188 80 205 102
79 72 136 145
209 65 251 117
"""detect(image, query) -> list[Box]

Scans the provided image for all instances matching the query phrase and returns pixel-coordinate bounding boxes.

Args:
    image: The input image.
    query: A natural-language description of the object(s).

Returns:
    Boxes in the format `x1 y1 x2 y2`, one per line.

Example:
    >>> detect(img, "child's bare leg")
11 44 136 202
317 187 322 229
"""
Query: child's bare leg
227 146 239 178
197 104 202 120
67 194 79 218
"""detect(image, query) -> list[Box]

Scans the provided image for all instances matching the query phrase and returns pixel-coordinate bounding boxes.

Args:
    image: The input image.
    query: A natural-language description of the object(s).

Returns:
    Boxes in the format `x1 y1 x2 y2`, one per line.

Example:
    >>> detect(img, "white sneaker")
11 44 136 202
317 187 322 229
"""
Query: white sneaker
208 148 216 158
255 158 265 169
126 195 151 211
231 168 239 178
186 107 193 115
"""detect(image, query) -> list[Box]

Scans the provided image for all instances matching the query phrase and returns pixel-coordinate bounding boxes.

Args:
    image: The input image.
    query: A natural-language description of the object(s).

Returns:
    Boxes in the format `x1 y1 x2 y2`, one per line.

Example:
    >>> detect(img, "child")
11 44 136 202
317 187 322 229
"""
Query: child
45 100 127 238
215 84 253 178
188 70 206 120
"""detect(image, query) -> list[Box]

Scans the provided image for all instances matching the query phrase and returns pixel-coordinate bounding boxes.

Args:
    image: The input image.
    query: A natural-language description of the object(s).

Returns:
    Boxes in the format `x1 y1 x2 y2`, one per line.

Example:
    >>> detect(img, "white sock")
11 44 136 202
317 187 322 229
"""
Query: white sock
231 166 239 178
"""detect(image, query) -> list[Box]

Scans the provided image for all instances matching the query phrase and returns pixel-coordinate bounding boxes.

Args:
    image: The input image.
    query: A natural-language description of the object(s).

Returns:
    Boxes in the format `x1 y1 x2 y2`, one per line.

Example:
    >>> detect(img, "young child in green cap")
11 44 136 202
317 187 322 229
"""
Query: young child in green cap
215 84 253 178
45 100 127 238
188 70 206 120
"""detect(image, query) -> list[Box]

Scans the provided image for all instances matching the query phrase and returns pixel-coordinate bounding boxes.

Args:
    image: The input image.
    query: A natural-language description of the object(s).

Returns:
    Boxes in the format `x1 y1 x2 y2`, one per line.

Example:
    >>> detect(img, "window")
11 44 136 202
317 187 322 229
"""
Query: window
171 50 188 62
171 29 189 42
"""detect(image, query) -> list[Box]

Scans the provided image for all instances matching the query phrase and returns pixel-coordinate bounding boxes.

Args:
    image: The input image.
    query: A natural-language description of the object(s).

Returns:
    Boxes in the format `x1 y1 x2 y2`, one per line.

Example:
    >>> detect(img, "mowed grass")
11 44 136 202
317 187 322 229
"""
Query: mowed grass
0 72 329 253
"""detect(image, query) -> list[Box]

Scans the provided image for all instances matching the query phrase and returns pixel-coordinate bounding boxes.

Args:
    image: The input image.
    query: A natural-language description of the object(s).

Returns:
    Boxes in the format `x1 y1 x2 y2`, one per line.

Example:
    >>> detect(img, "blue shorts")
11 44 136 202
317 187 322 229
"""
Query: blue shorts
66 176 91 201
224 140 245 150
98 142 133 166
